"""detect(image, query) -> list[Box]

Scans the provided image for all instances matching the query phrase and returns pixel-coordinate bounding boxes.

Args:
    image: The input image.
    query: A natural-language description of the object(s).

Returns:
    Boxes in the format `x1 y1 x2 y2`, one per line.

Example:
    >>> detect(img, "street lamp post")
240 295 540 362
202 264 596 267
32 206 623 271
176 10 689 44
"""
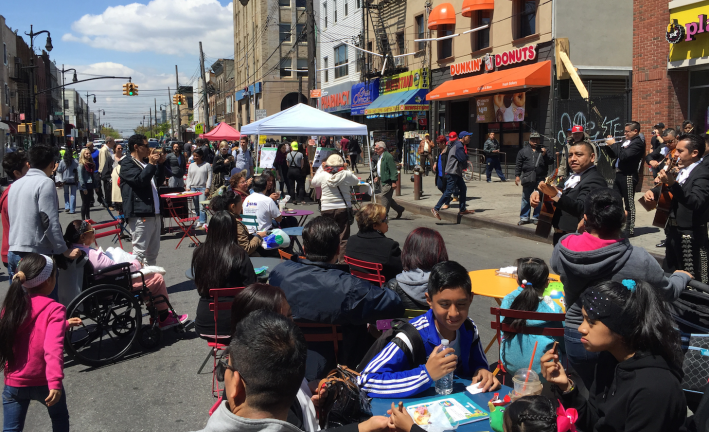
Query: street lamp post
25 25 52 145
60 65 77 146
85 93 96 142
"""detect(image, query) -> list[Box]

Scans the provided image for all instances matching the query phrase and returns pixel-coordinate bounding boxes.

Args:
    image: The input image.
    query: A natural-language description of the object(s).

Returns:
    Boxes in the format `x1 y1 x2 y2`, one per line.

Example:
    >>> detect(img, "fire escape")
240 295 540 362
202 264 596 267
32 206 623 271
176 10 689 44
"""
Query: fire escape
362 0 407 80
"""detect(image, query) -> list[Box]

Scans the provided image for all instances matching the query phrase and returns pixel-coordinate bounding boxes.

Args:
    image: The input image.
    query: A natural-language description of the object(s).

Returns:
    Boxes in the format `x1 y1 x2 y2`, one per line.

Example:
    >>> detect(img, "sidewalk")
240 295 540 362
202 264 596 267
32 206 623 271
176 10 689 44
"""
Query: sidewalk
386 172 666 255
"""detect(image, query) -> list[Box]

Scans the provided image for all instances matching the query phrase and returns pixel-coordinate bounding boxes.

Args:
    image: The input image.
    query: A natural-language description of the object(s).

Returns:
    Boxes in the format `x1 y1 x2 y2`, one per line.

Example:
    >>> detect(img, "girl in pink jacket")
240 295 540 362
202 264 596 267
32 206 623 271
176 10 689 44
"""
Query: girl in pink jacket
1 253 80 431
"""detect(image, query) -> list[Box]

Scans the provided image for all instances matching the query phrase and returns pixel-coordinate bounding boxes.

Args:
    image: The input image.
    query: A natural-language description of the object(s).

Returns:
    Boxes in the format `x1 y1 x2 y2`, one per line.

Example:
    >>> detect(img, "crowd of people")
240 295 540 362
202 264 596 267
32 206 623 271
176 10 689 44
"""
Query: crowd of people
3 124 709 432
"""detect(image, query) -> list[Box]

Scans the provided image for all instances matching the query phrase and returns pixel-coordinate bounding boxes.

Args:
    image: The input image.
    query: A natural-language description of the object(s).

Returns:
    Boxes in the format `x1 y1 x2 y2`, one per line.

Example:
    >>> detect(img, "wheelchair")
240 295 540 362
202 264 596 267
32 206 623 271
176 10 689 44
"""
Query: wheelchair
63 259 192 367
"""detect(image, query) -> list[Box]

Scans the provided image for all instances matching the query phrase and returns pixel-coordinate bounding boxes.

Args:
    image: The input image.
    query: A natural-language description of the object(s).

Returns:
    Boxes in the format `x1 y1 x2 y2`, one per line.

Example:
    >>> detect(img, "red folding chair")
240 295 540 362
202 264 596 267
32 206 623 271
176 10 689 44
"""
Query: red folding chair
344 256 385 287
296 322 343 363
165 197 200 249
87 219 124 250
197 287 245 401
490 307 566 383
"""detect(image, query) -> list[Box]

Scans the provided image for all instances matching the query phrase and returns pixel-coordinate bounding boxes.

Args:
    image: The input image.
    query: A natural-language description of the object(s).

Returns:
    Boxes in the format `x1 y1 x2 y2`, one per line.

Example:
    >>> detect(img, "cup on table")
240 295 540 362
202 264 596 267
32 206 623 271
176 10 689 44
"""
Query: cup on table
511 369 542 400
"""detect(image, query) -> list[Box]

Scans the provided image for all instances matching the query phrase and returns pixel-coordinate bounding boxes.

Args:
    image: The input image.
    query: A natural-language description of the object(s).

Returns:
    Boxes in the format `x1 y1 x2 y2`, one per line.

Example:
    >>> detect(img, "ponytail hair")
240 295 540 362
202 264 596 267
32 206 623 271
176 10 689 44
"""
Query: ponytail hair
63 219 83 250
0 253 57 367
502 257 549 339
582 279 682 368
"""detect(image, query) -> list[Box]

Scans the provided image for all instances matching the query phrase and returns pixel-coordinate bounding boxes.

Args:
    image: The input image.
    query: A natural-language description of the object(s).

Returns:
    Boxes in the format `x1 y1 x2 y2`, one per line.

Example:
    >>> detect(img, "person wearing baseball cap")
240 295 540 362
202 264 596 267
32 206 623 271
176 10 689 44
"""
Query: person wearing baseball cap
432 132 475 219
514 132 553 225
483 131 506 183
571 125 586 144
373 141 405 218
651 122 666 152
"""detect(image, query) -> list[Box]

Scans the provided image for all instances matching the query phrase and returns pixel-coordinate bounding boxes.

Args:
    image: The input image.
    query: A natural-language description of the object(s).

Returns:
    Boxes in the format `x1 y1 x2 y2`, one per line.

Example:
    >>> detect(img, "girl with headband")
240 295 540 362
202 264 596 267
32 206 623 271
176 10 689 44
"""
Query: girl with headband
0 253 81 430
540 279 686 432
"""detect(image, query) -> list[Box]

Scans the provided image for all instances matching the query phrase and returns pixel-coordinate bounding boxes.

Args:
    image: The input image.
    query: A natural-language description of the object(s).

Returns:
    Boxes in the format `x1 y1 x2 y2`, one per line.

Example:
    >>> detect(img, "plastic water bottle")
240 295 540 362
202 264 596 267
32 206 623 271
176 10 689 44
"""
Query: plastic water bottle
435 339 454 395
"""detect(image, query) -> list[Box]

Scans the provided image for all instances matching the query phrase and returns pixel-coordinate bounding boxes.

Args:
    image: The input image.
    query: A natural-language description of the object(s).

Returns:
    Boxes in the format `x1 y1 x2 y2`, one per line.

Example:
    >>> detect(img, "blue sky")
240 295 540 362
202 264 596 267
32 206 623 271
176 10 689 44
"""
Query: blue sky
2 0 234 135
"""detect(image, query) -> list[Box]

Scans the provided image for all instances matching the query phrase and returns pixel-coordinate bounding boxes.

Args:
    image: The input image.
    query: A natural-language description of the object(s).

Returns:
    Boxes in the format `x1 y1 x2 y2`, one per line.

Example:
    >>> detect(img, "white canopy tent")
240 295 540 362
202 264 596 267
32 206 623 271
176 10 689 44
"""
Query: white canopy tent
240 103 375 202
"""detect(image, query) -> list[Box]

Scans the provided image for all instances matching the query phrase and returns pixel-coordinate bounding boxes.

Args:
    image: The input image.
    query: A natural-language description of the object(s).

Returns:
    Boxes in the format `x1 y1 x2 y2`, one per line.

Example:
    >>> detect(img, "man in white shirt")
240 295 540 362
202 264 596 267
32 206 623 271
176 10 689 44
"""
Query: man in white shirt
185 148 213 228
243 175 282 234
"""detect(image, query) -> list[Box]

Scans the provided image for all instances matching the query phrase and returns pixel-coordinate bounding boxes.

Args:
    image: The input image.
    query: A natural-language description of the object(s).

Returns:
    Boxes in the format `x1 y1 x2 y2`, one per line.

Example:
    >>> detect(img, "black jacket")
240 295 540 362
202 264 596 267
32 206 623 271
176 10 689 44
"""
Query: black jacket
164 152 186 179
514 145 553 182
212 154 234 178
201 145 215 164
345 230 403 283
385 279 429 310
100 155 114 182
119 157 161 218
552 166 608 232
269 257 403 379
659 162 709 228
646 144 669 166
611 135 645 177
558 351 686 432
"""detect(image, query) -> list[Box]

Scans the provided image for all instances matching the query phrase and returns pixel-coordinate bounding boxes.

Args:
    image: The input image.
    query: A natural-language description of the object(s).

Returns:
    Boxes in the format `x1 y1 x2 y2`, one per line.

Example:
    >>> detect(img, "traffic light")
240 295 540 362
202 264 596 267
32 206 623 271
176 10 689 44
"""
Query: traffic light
180 94 187 105
175 94 185 105
173 94 179 105
123 83 129 96
132 84 139 96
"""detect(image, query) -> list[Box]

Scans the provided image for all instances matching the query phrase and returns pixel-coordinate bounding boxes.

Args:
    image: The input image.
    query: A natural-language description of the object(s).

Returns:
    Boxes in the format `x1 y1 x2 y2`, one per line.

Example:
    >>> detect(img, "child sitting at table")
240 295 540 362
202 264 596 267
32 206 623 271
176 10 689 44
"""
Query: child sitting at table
358 261 500 398
500 257 564 381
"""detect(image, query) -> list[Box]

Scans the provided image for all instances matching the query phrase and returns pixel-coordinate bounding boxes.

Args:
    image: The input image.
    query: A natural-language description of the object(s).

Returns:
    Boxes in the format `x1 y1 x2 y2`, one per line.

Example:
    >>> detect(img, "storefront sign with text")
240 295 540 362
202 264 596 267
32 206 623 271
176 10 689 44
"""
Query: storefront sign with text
450 44 537 77
321 91 350 110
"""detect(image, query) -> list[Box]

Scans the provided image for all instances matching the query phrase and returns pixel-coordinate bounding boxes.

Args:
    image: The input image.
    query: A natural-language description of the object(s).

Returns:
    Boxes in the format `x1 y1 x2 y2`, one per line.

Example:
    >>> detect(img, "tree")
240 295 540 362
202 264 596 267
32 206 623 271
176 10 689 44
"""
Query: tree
100 126 121 139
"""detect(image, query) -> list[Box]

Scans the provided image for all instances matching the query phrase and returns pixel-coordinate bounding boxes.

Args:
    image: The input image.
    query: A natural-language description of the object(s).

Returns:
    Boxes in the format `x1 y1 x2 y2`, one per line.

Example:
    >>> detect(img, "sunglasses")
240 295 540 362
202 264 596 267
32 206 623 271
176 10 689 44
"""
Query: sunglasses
215 355 241 383
381 216 389 224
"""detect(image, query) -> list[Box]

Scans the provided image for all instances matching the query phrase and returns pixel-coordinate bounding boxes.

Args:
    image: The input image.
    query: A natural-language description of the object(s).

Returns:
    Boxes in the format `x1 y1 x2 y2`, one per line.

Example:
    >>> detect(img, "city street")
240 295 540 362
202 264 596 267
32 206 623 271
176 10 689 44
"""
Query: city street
0 194 553 431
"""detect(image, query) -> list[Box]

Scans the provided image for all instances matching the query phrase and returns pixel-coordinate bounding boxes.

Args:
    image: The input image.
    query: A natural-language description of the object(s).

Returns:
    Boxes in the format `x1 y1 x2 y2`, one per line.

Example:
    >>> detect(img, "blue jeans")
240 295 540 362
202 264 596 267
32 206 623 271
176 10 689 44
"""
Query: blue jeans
435 174 467 212
191 187 207 224
436 176 451 207
62 184 77 213
8 251 59 301
486 156 506 181
564 326 599 390
2 385 69 432
520 183 541 221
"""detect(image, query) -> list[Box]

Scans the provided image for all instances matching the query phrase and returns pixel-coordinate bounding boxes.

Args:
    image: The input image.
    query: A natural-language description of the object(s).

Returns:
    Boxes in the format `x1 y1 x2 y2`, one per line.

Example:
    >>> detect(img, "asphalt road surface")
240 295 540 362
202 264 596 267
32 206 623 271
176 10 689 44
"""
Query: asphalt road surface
0 198 553 431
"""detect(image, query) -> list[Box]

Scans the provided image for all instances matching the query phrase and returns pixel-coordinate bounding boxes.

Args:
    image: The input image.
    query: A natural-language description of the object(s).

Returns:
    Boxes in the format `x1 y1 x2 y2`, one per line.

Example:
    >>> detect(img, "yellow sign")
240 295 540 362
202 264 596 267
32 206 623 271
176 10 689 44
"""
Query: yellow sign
259 135 267 144
194 124 204 135
380 68 429 94
668 0 709 63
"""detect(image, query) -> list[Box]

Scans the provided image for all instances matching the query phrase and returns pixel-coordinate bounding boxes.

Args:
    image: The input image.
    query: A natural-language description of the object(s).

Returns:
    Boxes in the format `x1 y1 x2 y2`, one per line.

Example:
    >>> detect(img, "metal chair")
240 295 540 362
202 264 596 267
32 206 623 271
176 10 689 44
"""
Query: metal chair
344 256 386 287
165 197 200 249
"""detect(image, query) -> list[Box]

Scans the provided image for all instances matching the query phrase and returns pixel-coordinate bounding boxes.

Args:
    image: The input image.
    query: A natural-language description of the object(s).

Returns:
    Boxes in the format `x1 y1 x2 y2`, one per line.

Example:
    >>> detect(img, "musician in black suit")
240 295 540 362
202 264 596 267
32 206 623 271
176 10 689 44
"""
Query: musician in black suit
646 128 677 178
606 121 646 237
643 134 709 283
531 140 608 245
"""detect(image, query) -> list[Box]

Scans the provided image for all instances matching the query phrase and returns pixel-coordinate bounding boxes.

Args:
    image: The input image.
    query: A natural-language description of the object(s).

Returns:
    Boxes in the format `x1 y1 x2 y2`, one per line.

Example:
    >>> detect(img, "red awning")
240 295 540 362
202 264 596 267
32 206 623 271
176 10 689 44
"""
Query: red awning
462 0 494 16
200 122 241 140
428 3 456 30
427 60 551 101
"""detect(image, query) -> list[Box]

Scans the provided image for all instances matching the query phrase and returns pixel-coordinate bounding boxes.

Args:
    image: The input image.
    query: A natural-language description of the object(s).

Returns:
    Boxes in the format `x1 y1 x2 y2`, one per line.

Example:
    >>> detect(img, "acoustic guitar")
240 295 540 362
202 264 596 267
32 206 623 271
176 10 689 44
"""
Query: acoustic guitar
637 155 678 228
535 168 560 238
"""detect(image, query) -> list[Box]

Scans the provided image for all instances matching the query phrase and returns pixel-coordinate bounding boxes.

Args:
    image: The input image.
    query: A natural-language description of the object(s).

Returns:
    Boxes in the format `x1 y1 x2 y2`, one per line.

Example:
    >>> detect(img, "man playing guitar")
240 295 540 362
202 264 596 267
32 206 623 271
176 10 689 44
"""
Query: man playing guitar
643 134 709 283
531 140 608 245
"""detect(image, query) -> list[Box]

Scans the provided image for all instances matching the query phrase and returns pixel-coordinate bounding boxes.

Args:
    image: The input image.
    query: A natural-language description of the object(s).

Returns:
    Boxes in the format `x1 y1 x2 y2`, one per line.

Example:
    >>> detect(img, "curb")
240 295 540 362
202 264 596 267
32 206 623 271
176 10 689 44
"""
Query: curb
395 194 665 264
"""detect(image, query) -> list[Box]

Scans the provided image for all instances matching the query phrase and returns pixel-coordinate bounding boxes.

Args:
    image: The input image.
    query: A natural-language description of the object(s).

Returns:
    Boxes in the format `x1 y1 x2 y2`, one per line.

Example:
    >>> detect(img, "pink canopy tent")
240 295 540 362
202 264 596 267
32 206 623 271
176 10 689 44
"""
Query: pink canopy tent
199 122 241 140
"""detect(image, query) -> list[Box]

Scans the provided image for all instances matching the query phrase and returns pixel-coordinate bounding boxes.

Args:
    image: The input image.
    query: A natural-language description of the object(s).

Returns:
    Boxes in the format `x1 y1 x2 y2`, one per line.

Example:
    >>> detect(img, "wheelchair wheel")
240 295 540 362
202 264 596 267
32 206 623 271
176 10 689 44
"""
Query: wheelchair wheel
138 323 163 350
64 284 141 367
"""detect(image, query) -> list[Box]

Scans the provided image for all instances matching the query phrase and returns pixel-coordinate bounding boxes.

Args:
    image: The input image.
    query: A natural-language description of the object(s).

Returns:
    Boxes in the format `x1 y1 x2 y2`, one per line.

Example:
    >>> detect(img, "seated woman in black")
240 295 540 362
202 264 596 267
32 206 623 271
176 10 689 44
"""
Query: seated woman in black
345 203 403 283
385 227 448 309
540 279 687 432
191 211 256 337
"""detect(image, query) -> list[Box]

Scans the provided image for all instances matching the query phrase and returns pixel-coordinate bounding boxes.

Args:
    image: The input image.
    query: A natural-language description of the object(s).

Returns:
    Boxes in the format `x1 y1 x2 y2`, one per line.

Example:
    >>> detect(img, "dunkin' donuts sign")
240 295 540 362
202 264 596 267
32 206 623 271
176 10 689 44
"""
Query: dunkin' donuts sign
450 44 537 77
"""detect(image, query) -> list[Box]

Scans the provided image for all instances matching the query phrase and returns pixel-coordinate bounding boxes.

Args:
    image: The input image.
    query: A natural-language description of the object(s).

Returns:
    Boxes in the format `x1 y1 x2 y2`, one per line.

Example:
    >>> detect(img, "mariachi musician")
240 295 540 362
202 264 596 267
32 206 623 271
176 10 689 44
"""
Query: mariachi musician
531 140 608 245
605 121 646 238
643 134 709 283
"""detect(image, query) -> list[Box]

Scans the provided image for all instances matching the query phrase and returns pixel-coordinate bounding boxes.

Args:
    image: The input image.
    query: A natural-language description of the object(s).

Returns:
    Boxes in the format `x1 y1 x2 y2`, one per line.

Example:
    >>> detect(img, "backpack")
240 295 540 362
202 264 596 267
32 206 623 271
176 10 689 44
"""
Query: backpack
356 319 427 372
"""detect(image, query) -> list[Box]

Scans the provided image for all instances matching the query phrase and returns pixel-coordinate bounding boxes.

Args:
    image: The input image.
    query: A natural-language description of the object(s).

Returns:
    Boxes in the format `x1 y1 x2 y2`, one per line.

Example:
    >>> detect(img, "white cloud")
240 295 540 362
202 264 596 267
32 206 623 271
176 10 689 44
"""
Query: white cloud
62 0 234 57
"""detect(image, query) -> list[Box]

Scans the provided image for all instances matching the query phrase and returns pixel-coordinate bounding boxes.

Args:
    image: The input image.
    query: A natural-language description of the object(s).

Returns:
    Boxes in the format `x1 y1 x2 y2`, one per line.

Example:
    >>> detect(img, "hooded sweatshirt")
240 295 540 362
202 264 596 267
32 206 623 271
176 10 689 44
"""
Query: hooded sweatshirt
4 295 67 390
310 168 360 211
192 401 304 432
394 269 430 306
551 232 690 327
559 351 686 432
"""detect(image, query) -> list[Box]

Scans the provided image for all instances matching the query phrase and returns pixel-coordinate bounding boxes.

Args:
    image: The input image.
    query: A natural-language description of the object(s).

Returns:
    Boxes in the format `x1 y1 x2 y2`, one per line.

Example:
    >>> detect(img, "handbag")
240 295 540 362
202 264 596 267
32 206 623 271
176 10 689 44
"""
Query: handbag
520 151 543 185
336 186 355 226
317 365 372 429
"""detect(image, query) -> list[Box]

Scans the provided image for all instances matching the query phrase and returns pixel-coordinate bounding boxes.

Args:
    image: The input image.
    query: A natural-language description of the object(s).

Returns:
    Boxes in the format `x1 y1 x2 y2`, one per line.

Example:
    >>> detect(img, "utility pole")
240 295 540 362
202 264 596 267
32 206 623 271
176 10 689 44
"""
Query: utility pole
149 107 152 138
175 65 181 141
245 31 250 125
306 0 317 107
252 20 255 118
154 98 158 137
168 87 175 139
199 41 210 132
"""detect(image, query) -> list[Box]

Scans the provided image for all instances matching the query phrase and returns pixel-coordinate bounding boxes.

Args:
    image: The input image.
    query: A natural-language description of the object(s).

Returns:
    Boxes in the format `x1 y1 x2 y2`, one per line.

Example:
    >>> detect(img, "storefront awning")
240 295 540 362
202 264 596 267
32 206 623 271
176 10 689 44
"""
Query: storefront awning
364 89 429 115
427 60 551 101
462 0 493 16
428 3 456 30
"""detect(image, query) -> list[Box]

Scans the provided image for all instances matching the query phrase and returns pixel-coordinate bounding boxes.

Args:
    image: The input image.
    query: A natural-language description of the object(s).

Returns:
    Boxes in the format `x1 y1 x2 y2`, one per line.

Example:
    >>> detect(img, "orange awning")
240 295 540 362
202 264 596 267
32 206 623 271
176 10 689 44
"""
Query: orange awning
428 3 456 30
462 0 494 16
426 60 551 101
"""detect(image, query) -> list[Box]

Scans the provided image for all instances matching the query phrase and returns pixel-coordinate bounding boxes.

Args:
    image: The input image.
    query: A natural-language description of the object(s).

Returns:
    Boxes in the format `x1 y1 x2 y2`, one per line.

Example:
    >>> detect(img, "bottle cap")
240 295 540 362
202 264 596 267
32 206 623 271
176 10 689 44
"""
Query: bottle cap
441 339 450 346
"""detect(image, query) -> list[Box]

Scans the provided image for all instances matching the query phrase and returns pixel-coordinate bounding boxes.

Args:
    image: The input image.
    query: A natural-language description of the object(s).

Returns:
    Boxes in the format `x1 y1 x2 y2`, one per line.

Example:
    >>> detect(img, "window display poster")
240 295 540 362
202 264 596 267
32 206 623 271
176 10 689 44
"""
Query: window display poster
477 92 526 123
312 147 334 168
259 147 277 169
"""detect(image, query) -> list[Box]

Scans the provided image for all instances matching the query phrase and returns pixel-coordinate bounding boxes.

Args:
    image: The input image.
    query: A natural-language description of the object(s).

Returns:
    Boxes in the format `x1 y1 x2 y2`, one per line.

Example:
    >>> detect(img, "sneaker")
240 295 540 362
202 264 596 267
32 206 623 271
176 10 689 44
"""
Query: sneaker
395 209 404 219
518 220 529 226
656 240 666 248
159 312 189 330
431 208 441 220
487 180 492 183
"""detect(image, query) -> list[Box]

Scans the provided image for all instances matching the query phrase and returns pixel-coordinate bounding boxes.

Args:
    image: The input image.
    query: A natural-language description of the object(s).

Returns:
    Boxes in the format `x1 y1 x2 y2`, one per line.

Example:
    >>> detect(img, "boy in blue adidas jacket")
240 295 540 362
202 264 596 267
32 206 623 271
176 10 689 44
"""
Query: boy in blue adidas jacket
358 261 500 398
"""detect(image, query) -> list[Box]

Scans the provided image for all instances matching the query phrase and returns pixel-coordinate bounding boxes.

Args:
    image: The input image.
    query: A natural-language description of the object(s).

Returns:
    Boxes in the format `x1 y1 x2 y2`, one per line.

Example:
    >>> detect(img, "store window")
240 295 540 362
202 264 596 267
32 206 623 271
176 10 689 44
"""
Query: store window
415 15 425 51
472 11 491 51
297 58 308 76
280 24 292 42
323 2 328 28
280 58 292 77
689 71 709 135
437 25 454 60
334 45 348 78
279 0 290 6
518 0 537 39
324 57 329 82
